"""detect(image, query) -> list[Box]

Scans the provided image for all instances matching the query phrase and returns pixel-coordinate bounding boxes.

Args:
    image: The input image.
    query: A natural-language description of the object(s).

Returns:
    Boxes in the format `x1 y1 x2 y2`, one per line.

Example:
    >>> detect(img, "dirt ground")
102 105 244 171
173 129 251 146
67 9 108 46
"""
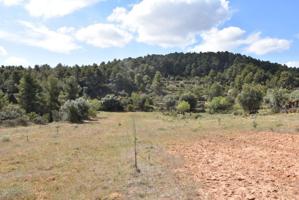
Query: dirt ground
169 132 299 200
1 113 299 199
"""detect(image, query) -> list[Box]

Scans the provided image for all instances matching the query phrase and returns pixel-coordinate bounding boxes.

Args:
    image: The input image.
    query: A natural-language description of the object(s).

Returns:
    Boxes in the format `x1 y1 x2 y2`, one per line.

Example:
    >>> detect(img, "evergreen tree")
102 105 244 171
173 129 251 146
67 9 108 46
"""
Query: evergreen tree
151 71 164 95
64 77 81 100
0 91 8 110
18 73 43 114
45 76 61 121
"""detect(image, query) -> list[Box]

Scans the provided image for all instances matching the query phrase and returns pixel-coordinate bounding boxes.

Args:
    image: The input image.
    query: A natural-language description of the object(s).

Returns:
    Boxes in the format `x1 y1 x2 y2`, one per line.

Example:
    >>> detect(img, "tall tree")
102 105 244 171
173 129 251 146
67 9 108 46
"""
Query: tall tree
45 76 61 121
151 71 164 95
18 73 43 113
0 91 8 110
64 77 81 100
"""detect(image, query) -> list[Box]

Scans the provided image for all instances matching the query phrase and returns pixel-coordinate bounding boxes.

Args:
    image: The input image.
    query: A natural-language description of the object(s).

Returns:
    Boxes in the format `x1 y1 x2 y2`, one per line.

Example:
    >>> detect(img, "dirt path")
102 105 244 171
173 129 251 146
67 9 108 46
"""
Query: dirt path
169 132 299 199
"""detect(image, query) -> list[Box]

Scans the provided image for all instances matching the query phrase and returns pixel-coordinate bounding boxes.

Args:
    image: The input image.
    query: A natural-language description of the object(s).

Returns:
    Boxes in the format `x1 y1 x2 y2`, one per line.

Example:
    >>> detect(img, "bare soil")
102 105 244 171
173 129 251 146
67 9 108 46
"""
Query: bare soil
169 132 299 200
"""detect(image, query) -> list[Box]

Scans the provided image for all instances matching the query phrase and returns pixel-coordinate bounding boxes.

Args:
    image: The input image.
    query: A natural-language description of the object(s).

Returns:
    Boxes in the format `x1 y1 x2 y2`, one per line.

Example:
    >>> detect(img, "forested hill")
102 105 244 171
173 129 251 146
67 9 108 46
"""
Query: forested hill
1 52 298 99
1 51 299 124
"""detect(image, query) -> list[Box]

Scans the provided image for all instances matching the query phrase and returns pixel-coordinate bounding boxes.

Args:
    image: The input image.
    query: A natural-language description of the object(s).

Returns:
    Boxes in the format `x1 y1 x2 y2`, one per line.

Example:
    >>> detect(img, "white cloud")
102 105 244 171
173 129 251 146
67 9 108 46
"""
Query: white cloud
20 21 80 53
4 56 28 66
0 21 80 53
192 26 246 52
0 0 99 18
109 0 230 48
245 35 291 55
0 46 8 56
76 23 132 48
0 0 24 6
25 0 99 18
191 27 291 55
286 61 299 68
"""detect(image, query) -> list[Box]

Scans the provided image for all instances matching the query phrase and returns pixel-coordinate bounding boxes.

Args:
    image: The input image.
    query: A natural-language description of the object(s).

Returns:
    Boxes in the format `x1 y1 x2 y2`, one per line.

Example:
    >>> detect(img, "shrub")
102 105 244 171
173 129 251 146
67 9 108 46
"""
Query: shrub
130 93 153 112
176 101 190 114
208 83 224 100
27 112 48 125
88 99 102 111
180 93 197 111
265 89 289 113
34 115 48 125
88 99 101 117
126 104 134 112
60 98 91 123
101 95 124 112
50 110 60 122
0 105 26 121
289 90 299 101
0 105 29 126
238 84 264 114
163 95 177 111
1 135 10 143
207 96 234 114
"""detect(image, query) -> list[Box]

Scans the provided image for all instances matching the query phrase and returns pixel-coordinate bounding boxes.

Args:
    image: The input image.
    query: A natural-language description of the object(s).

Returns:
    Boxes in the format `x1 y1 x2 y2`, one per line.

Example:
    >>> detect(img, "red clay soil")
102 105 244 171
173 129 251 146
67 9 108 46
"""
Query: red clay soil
169 132 299 200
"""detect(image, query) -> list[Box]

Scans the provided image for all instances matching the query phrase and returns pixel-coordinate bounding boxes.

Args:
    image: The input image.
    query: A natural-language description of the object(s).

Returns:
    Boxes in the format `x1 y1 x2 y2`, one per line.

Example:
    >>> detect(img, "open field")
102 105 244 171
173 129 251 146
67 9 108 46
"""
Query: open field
1 112 299 199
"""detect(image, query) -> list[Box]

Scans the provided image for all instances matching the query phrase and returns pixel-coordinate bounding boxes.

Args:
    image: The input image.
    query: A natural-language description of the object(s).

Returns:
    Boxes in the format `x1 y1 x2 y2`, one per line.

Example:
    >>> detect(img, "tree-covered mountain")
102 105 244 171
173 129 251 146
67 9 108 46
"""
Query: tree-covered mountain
0 52 299 124
1 52 298 97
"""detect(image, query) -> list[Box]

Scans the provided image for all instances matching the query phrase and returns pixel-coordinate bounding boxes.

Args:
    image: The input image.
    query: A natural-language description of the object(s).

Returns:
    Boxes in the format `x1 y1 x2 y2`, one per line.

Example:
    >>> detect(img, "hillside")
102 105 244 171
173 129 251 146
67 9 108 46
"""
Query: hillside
0 52 299 125
1 52 298 99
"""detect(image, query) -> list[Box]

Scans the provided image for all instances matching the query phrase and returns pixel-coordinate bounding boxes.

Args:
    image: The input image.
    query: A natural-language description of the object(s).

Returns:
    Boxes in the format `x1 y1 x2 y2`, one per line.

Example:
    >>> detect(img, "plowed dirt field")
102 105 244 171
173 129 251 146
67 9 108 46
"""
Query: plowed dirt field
170 132 299 199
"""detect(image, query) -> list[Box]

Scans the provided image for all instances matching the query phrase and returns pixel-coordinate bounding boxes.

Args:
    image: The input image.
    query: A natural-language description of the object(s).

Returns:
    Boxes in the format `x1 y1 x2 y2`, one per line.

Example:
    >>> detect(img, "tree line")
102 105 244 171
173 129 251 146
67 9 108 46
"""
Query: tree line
0 52 298 125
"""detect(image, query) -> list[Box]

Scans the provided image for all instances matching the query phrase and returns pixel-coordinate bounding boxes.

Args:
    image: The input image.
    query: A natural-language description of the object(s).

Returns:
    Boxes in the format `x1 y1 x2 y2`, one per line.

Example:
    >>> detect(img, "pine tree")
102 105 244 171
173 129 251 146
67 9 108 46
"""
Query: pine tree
0 91 8 110
151 71 164 95
45 76 61 121
64 77 81 100
18 73 43 113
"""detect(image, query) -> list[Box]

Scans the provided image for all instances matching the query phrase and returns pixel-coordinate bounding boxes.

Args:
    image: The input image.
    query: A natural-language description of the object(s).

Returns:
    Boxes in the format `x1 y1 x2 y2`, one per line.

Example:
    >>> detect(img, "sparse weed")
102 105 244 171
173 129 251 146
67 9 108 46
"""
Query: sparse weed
0 186 34 200
1 135 10 143
276 123 283 127
252 121 258 129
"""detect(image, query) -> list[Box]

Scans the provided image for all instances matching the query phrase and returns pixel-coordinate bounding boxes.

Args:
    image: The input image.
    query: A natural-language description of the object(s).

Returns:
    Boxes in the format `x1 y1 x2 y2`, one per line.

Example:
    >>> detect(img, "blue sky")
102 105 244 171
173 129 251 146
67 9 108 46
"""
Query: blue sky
0 0 298 67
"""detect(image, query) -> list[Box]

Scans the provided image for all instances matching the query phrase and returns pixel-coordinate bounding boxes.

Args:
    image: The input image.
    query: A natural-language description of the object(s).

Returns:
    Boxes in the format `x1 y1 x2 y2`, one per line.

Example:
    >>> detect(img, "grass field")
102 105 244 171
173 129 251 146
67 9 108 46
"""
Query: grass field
0 112 299 199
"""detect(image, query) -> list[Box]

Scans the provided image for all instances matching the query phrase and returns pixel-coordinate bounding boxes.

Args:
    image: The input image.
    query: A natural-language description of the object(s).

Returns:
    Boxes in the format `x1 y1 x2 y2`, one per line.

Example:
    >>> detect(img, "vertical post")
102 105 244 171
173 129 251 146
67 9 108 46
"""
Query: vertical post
132 117 140 173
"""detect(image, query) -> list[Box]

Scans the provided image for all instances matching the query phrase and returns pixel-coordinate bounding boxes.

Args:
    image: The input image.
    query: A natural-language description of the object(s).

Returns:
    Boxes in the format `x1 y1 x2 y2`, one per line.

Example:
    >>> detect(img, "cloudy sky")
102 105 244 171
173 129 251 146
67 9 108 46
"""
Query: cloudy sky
0 0 298 67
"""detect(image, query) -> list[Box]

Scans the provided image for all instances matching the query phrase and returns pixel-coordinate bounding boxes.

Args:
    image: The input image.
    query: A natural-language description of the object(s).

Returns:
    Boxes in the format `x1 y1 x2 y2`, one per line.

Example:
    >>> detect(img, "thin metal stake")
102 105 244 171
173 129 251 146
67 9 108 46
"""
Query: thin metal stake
132 117 140 173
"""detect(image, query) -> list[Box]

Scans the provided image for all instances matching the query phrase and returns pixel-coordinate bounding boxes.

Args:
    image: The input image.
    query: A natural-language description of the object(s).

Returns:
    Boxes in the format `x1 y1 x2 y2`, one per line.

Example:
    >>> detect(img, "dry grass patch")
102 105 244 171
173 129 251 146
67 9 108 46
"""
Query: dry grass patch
0 112 298 199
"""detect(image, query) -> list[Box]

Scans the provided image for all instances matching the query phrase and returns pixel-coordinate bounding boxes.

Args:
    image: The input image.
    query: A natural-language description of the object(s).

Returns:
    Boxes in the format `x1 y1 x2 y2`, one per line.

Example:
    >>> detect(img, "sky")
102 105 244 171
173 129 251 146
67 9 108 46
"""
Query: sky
0 0 298 67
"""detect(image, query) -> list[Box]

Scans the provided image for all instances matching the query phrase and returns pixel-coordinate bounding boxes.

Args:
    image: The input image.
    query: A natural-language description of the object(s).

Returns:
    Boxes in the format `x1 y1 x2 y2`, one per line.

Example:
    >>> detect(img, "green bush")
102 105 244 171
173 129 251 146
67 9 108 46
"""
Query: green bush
180 93 197 111
289 90 299 101
27 112 48 125
238 84 264 114
0 105 29 126
88 99 101 117
126 104 134 112
208 83 224 100
0 105 25 121
60 98 91 123
176 101 190 114
207 96 234 114
265 89 289 113
101 95 124 112
130 93 153 112
163 95 177 111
